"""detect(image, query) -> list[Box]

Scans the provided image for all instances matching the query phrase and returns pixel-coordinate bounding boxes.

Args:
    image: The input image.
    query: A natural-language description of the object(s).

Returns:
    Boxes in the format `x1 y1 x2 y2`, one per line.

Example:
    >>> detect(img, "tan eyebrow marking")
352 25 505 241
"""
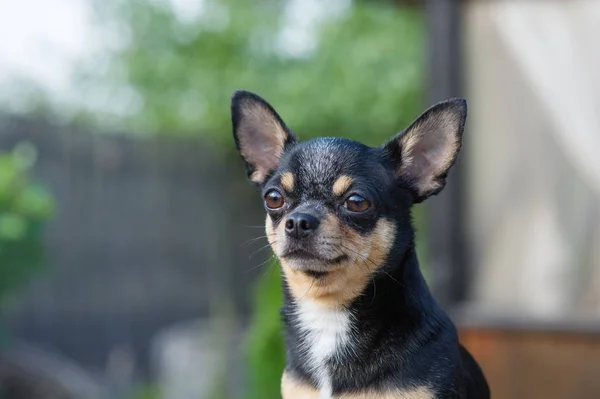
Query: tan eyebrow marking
280 172 295 191
332 175 353 196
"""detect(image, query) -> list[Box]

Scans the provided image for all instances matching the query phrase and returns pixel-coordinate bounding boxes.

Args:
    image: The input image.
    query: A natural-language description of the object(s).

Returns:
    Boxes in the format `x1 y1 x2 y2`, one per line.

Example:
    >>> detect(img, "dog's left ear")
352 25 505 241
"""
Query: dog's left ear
383 98 467 203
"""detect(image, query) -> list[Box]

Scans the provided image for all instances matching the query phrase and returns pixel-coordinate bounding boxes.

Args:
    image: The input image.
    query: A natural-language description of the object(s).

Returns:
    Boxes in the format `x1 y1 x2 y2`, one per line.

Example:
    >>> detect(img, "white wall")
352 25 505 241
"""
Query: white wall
464 0 600 318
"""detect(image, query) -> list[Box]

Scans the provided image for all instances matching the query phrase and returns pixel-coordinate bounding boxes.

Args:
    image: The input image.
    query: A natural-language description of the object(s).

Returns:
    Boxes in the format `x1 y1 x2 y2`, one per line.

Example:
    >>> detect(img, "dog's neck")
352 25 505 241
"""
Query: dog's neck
353 245 440 319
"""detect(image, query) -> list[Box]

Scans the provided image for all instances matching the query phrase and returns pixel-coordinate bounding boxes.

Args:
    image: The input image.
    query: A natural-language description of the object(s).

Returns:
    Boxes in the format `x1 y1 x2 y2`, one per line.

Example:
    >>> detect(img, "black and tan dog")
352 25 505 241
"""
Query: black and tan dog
231 90 489 399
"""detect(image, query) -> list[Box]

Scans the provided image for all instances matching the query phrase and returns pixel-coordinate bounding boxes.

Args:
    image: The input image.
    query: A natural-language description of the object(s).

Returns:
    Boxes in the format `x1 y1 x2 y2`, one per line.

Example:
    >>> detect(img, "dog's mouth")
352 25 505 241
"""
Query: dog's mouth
283 249 347 263
303 270 329 278
281 249 348 276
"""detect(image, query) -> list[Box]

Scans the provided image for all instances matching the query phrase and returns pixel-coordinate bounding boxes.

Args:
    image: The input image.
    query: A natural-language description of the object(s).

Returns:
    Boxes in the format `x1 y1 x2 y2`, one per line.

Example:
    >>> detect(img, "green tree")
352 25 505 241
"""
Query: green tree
0 143 54 341
84 0 423 146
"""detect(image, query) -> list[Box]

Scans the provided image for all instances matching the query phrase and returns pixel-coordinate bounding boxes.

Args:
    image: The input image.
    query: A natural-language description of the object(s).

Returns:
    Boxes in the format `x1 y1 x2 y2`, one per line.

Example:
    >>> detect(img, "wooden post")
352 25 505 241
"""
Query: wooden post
424 0 468 306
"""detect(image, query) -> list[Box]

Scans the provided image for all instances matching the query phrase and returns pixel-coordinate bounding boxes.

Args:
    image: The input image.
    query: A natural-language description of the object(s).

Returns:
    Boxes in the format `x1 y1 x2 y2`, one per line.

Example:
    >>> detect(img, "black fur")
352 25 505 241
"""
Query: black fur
231 90 489 398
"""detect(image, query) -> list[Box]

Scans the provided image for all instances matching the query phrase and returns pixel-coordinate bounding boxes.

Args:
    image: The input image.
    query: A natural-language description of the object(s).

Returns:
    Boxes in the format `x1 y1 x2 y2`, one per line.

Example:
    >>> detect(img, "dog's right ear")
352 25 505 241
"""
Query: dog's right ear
383 98 467 203
231 90 297 185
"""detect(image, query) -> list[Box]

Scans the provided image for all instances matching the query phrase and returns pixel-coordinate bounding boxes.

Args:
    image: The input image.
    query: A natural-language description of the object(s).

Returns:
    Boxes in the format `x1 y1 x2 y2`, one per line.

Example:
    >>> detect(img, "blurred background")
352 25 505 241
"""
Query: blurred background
0 0 599 398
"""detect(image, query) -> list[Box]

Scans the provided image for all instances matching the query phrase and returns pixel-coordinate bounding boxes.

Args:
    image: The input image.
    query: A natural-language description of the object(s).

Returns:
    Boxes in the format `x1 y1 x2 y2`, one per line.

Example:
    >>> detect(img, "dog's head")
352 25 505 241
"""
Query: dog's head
231 90 466 306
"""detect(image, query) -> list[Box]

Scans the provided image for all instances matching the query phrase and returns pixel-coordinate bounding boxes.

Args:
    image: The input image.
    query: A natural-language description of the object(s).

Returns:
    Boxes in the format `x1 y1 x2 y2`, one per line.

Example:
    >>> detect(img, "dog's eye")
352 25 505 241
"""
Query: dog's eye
344 194 370 213
264 190 285 209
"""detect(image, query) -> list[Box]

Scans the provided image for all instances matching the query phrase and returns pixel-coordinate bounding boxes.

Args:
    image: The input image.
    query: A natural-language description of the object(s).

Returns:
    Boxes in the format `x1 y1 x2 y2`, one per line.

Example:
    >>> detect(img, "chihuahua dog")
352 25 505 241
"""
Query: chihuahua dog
231 90 489 399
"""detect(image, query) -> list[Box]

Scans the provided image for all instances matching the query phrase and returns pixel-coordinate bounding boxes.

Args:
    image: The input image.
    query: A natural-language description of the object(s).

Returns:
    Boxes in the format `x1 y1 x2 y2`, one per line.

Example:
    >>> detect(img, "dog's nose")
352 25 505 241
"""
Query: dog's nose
285 213 320 238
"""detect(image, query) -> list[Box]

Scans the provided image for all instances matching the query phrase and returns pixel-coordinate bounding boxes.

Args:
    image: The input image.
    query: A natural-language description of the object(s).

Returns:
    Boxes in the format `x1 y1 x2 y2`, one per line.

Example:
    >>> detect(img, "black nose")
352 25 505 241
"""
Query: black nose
285 213 320 238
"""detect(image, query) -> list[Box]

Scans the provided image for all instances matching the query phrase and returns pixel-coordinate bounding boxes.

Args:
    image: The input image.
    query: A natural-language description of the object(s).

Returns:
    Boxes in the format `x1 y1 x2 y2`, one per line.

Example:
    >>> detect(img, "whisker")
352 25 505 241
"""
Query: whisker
248 241 276 259
298 277 316 301
259 257 279 281
246 254 277 273
240 234 276 246
379 269 403 287
370 271 377 305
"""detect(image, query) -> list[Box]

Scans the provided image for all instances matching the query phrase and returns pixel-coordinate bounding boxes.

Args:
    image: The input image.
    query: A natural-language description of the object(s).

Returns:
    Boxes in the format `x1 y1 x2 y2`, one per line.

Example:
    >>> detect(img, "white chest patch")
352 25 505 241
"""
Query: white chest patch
295 301 353 399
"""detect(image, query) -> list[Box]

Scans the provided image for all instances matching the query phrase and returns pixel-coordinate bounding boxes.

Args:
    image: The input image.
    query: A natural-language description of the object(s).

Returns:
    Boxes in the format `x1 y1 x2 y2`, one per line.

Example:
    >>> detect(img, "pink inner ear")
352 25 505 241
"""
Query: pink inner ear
241 137 284 182
237 102 288 183
400 112 460 196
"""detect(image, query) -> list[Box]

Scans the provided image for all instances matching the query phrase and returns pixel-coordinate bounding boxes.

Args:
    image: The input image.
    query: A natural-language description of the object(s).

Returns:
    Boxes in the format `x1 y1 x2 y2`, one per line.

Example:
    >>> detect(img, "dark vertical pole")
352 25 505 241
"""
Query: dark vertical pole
424 0 468 306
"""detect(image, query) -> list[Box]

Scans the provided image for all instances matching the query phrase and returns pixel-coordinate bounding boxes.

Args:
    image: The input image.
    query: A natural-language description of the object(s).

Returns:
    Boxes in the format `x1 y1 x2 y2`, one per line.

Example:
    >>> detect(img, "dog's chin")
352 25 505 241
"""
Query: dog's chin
280 250 347 277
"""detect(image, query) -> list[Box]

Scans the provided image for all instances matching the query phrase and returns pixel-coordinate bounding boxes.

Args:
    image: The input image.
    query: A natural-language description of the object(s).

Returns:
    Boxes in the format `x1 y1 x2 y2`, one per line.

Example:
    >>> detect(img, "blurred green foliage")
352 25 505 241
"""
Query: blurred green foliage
88 0 424 397
245 265 286 399
0 143 54 309
127 384 162 399
85 0 423 147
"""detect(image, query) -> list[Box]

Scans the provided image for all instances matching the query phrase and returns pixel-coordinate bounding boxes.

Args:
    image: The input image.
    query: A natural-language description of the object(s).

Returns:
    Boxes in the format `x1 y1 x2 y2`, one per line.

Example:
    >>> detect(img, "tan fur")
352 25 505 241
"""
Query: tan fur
267 214 396 308
280 172 295 192
281 372 320 399
332 175 354 197
399 110 460 196
282 372 434 399
238 101 288 183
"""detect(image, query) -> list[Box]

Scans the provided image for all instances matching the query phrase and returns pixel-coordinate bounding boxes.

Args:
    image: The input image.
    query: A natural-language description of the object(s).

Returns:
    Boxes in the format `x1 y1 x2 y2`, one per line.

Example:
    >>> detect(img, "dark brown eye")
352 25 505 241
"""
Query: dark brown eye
264 190 285 209
344 194 370 213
